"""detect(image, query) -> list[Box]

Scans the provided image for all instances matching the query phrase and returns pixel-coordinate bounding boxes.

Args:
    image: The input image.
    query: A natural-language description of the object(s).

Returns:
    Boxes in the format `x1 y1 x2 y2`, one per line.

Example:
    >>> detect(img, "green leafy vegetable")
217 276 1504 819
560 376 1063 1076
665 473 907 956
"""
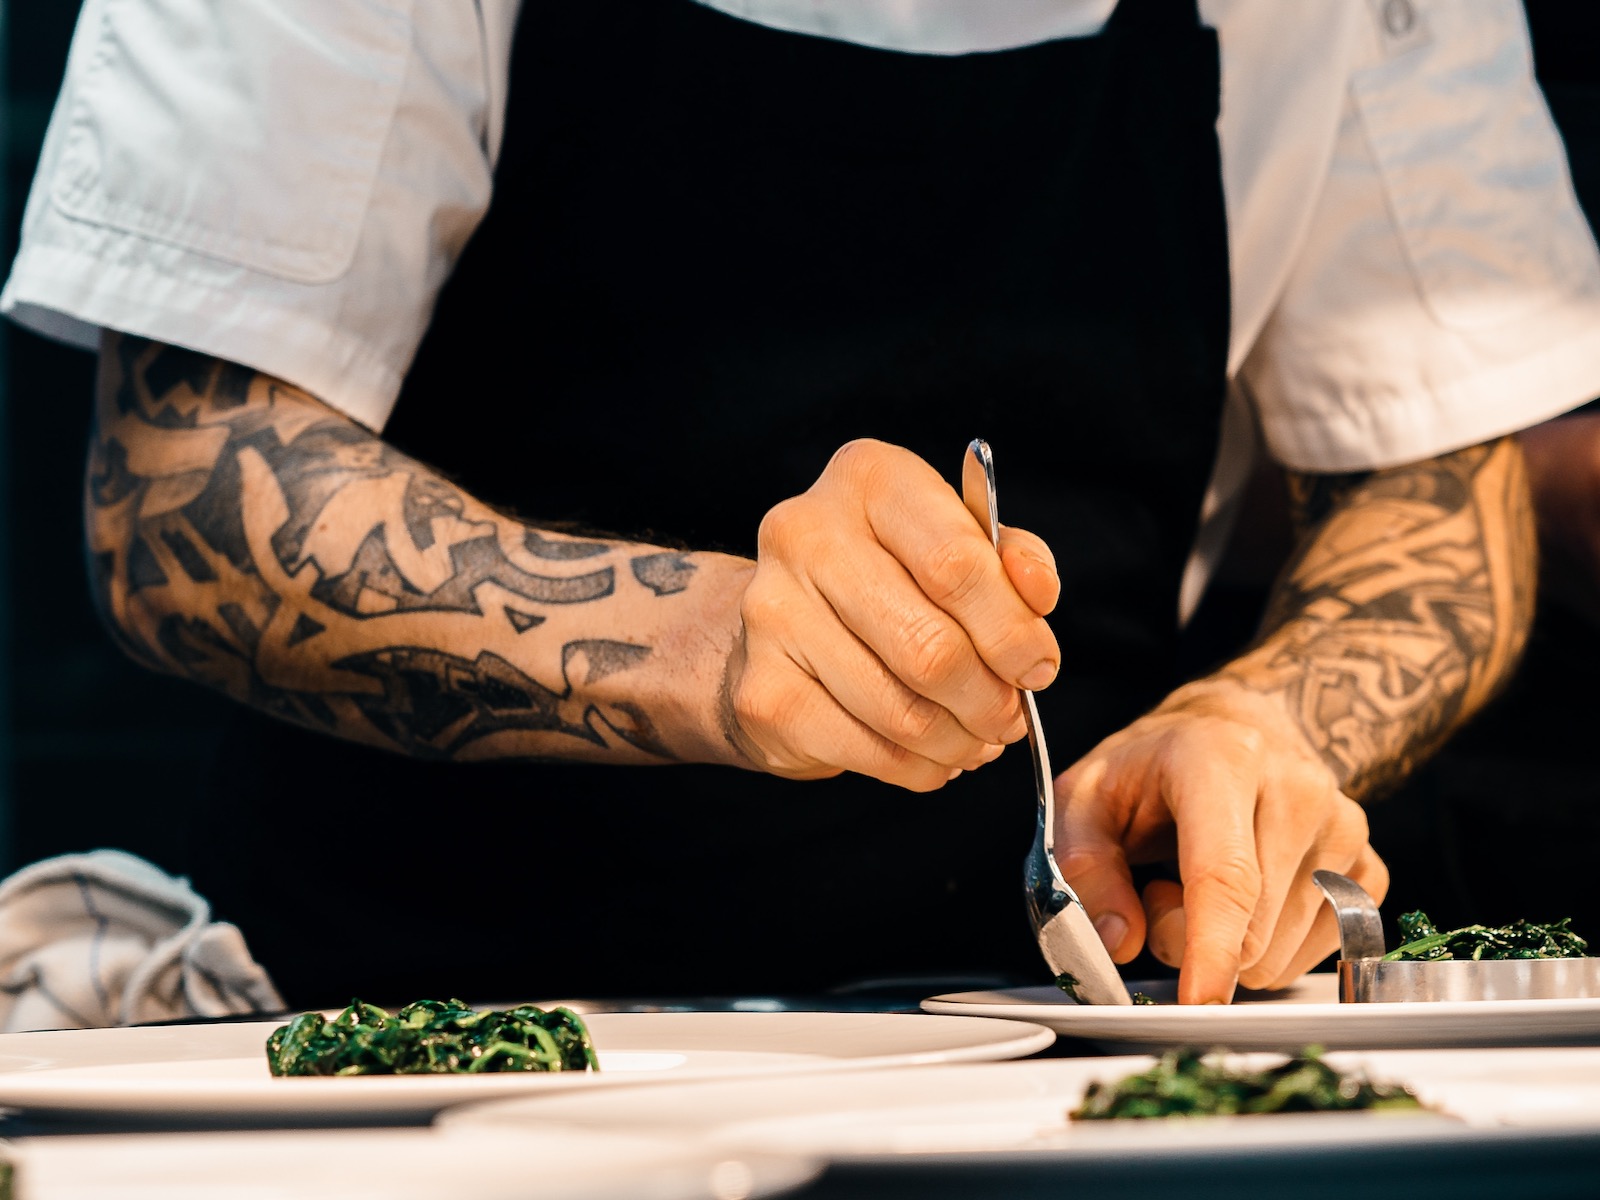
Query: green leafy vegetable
1384 911 1588 962
1071 1047 1422 1120
1055 974 1157 1005
265 998 599 1076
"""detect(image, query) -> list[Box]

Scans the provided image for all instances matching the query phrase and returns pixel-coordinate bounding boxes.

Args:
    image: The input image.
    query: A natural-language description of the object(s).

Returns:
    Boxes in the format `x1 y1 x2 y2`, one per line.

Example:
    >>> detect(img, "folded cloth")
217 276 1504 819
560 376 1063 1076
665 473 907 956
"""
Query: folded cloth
0 849 285 1032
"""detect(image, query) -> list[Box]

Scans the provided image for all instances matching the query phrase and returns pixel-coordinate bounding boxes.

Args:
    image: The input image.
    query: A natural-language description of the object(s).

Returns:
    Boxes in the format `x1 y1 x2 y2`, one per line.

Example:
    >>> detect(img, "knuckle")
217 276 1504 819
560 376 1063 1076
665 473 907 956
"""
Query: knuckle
1308 792 1371 862
1333 795 1370 842
1188 715 1264 764
977 689 1024 742
732 674 802 746
1239 925 1275 971
756 497 813 560
738 577 791 636
1189 851 1263 918
1239 959 1282 991
1284 758 1343 807
977 619 1036 668
901 612 968 689
1357 849 1392 903
920 538 989 610
825 438 892 486
1227 722 1266 759
872 740 945 793
884 693 943 748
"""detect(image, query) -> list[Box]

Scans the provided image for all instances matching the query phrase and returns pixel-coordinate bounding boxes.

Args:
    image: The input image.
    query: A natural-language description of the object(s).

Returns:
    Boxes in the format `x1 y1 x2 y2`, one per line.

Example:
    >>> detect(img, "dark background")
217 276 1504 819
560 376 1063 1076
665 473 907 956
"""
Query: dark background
2 1 1598 938
2 0 229 878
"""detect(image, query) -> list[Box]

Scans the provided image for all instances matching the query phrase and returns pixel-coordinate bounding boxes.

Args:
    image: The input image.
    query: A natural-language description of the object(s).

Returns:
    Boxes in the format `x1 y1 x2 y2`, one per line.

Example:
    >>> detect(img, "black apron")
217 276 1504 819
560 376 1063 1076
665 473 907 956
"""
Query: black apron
195 0 1230 1008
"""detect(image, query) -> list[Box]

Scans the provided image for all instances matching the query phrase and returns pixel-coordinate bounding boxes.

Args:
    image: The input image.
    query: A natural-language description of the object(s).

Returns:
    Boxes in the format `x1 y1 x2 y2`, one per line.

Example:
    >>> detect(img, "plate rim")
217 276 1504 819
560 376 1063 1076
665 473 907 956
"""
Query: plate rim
921 980 1600 1022
437 1048 1600 1167
0 1009 1057 1119
919 976 1600 1049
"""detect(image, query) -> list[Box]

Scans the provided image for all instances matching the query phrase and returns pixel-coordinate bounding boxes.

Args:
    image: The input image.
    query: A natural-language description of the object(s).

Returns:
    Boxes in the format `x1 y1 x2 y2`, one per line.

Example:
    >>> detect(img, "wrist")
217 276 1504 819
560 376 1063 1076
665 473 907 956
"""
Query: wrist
649 552 759 767
493 546 757 767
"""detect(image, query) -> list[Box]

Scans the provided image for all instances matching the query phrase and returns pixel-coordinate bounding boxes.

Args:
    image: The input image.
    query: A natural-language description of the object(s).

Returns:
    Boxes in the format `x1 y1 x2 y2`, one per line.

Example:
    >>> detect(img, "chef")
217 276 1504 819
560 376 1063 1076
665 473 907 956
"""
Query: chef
6 0 1599 1007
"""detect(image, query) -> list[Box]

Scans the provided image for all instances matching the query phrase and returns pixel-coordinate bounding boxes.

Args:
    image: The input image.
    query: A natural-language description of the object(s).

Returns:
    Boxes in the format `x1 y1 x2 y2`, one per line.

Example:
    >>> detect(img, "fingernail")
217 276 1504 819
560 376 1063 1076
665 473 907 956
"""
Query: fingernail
1019 660 1058 691
981 742 1005 763
948 767 963 781
1093 912 1128 957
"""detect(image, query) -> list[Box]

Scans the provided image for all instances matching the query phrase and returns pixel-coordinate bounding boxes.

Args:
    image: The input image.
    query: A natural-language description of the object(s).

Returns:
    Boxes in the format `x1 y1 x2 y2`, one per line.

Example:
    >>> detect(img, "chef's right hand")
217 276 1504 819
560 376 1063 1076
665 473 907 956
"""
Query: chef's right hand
720 438 1060 791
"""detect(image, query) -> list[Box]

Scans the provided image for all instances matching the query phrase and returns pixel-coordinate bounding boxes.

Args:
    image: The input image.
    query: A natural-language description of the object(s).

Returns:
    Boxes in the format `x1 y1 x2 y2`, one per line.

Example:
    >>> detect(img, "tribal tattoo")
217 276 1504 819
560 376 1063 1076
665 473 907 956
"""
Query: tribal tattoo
86 335 701 762
1227 438 1536 800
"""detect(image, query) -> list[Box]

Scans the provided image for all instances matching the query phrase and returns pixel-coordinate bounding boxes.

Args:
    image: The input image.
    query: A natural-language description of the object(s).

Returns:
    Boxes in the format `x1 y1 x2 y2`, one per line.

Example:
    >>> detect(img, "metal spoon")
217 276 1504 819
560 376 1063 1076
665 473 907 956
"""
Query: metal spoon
961 439 1132 1006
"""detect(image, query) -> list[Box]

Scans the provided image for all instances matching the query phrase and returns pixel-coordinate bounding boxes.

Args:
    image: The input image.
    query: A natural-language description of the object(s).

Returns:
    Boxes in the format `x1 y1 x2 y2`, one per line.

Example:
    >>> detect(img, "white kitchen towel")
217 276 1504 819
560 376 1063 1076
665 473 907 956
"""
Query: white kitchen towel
0 849 285 1032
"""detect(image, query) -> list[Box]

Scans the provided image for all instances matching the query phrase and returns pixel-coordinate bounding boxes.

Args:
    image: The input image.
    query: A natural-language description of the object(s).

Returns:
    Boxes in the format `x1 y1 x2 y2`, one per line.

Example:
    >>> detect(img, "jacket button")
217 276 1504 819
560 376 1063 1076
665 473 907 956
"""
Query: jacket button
1383 0 1416 38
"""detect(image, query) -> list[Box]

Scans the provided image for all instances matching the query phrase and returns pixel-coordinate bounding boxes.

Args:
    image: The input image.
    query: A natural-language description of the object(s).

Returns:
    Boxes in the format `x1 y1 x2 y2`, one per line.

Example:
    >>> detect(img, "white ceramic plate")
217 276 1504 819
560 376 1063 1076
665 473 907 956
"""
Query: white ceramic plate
8 1126 819 1200
0 1011 1053 1121
441 1046 1600 1163
921 973 1600 1050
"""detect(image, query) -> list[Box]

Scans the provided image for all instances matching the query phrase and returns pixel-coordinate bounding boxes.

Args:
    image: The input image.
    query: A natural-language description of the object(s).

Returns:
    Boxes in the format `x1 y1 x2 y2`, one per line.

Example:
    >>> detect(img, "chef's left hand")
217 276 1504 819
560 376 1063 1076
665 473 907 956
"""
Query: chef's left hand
1051 678 1388 1004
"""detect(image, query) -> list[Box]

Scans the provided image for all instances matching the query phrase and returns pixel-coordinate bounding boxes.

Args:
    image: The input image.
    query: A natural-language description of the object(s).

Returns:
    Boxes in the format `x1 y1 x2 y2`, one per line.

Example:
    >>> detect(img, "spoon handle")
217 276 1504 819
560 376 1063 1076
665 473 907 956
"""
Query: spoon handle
963 439 1131 1006
961 439 1054 838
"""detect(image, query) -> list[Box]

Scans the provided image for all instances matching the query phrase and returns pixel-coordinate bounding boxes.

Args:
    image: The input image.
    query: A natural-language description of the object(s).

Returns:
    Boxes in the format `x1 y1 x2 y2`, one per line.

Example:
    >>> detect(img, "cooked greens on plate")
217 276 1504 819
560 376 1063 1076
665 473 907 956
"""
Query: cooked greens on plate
266 998 599 1076
1053 973 1156 1005
1071 1047 1423 1120
1384 911 1588 963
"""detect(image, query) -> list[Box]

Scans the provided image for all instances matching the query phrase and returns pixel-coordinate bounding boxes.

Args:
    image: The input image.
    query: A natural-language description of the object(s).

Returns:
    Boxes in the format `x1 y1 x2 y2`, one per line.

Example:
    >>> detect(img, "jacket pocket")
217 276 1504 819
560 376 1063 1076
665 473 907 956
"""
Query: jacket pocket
51 0 415 284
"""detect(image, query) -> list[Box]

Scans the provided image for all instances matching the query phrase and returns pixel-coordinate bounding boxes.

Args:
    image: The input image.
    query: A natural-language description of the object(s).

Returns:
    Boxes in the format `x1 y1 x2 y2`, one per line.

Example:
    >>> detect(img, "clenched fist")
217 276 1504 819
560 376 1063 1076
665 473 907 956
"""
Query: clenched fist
721 439 1061 791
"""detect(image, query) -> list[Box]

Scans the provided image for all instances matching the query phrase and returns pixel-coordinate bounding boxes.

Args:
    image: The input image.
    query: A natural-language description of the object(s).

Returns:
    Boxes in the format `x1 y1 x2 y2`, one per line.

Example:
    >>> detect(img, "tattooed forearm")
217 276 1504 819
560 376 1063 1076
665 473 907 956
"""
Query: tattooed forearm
86 335 744 764
1221 437 1536 800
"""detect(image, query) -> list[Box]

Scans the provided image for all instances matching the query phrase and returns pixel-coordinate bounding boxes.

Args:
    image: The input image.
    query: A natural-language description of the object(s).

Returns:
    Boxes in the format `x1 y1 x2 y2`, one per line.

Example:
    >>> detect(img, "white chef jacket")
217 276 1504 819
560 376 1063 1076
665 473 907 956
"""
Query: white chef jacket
6 0 1600 615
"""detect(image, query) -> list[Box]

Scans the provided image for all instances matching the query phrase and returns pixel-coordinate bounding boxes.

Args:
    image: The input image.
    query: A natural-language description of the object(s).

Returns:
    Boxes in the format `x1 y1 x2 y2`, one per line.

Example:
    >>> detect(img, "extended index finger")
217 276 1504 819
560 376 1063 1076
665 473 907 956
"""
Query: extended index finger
1169 746 1264 1004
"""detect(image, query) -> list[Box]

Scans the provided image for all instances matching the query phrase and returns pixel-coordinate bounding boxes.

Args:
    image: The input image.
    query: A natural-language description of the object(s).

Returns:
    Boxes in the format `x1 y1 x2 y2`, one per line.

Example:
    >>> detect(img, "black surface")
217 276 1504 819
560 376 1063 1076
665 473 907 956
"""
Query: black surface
3 3 230 880
789 1134 1600 1200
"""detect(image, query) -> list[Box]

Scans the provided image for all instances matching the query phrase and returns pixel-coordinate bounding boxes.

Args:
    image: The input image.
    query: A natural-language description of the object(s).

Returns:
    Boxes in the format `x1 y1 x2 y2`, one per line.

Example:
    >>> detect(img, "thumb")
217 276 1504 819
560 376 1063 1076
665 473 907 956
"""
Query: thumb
1053 764 1144 962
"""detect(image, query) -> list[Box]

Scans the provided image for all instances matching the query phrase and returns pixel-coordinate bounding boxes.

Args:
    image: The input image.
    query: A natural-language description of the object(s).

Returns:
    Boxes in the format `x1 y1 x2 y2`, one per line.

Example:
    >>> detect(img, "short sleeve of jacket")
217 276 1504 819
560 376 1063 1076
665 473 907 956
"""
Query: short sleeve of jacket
1241 0 1600 473
1 0 513 431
